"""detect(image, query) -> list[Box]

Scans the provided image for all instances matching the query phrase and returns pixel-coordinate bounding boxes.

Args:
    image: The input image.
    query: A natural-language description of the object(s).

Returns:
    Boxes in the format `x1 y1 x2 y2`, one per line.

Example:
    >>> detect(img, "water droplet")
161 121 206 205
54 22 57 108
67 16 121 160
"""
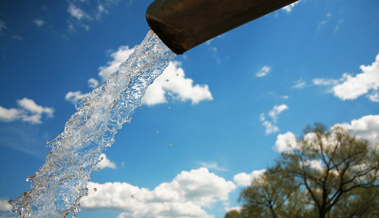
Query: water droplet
156 131 159 133
176 74 179 76
168 106 171 109
131 194 134 198
93 188 97 192
165 79 169 82
97 167 101 171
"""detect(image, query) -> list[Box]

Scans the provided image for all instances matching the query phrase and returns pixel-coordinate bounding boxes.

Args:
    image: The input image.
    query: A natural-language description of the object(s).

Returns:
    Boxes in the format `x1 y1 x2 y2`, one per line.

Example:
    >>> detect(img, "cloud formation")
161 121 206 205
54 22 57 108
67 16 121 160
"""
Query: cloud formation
142 61 213 105
66 0 119 31
98 46 135 81
256 66 271 77
275 114 379 152
292 78 306 89
88 78 99 88
275 131 298 152
233 169 266 186
260 104 288 135
33 19 45 27
96 153 116 170
0 199 12 211
282 1 301 13
0 98 54 124
333 114 379 146
81 168 236 218
65 91 89 104
98 45 213 106
314 53 379 102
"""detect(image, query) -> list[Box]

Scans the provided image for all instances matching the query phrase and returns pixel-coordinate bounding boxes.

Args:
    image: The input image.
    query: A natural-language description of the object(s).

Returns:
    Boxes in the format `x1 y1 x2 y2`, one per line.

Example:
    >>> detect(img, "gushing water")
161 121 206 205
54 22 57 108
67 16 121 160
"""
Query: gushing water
9 31 176 217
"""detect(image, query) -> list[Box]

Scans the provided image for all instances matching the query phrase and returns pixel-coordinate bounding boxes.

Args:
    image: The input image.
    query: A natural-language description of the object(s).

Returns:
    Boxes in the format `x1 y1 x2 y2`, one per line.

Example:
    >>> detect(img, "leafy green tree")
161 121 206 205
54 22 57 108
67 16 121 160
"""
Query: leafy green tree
225 209 241 218
237 124 379 218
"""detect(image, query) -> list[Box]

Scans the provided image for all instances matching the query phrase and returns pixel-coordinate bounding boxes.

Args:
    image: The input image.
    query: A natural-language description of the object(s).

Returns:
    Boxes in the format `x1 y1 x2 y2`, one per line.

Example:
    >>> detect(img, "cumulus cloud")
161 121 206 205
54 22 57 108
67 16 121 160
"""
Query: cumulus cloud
282 1 300 13
88 78 99 88
96 153 116 170
333 114 379 146
0 98 54 124
233 169 266 186
275 114 379 153
256 66 271 77
33 19 45 27
98 46 135 81
81 168 236 218
65 91 89 104
275 131 298 152
314 53 379 102
301 160 324 172
142 61 213 105
0 199 12 211
98 45 213 106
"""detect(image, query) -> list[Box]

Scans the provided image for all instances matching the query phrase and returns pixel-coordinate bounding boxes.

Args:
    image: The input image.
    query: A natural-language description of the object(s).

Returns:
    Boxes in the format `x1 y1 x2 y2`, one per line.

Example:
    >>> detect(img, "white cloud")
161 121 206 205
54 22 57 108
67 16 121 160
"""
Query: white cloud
233 169 266 186
275 131 298 152
65 91 89 104
96 153 116 170
0 199 12 211
197 162 227 171
260 113 279 135
0 98 54 124
81 168 236 218
88 78 99 88
17 98 53 117
282 1 300 13
256 66 271 77
0 107 20 122
292 78 306 89
275 115 379 153
260 105 288 135
314 53 379 102
333 114 379 146
301 160 324 172
33 19 45 27
68 3 91 20
268 104 288 122
142 61 213 105
97 45 213 106
98 46 135 81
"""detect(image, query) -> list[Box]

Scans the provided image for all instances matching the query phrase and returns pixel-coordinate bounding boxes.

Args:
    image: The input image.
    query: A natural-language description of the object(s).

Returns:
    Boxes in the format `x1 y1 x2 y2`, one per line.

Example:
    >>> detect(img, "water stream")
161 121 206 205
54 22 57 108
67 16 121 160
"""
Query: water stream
9 31 176 217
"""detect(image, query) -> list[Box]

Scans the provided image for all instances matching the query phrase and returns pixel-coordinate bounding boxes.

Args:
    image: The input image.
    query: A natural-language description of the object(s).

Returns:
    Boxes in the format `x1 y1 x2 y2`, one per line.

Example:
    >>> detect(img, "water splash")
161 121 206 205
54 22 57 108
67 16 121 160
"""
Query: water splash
9 31 176 217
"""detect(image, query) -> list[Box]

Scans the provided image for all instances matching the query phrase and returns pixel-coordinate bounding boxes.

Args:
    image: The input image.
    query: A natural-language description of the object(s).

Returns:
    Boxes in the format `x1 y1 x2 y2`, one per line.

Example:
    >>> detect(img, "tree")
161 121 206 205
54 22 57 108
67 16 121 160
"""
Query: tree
237 124 379 218
225 209 241 218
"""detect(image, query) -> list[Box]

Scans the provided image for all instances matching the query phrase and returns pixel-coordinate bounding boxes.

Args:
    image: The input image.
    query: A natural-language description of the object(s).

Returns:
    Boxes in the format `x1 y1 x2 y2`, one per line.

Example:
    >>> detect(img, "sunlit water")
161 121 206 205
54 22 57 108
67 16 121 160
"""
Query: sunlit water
9 31 176 217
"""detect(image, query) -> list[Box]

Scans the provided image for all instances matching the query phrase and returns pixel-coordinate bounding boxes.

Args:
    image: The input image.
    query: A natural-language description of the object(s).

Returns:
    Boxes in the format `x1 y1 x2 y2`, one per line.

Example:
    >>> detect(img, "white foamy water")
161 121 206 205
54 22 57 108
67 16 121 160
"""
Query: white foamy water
9 31 176 217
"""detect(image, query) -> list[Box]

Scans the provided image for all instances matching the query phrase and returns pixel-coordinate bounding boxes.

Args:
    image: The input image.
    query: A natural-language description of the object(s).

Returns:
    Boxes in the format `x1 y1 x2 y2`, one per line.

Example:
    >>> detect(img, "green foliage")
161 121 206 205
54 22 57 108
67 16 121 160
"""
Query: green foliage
235 124 379 218
225 210 241 218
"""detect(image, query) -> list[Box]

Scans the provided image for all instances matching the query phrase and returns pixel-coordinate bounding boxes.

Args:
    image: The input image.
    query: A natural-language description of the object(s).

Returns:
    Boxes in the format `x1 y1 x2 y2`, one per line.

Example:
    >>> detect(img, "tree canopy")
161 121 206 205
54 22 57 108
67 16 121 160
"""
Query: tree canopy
234 123 379 218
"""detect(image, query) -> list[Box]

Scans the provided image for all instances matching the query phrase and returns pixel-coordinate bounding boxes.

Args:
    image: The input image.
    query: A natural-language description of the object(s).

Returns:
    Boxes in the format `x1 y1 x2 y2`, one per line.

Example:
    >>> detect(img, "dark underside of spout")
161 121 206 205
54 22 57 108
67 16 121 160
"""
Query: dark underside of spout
146 0 299 55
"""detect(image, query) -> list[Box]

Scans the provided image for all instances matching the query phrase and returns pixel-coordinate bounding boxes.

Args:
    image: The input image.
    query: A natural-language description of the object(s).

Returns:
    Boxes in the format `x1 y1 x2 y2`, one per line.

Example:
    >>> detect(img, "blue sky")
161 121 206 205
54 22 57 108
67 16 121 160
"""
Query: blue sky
0 0 379 217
